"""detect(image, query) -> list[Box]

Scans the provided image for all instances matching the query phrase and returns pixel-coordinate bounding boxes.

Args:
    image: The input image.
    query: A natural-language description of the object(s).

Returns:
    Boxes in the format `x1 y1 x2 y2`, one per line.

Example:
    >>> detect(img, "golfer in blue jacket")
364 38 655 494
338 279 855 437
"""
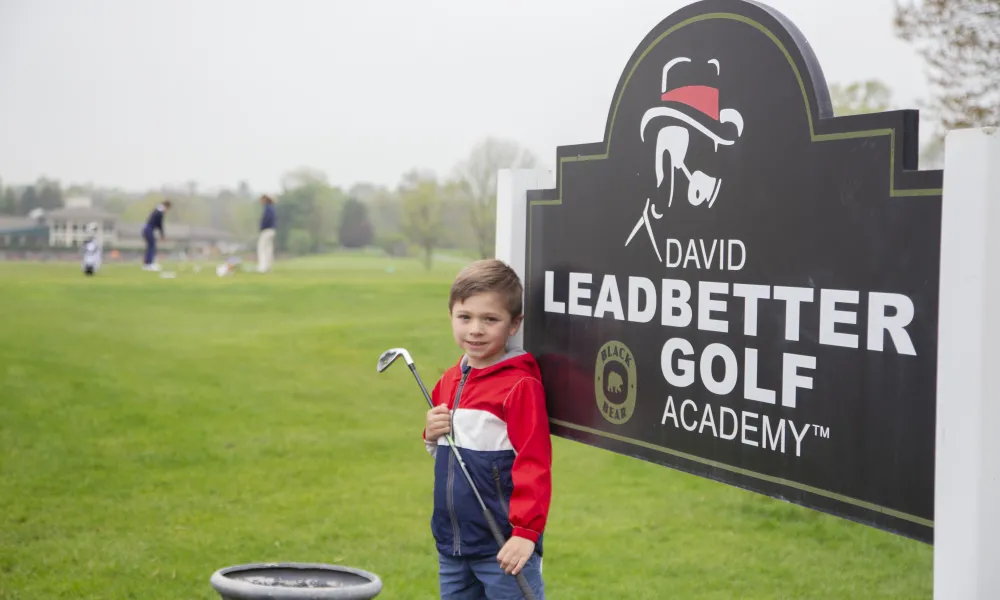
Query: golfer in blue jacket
142 200 171 271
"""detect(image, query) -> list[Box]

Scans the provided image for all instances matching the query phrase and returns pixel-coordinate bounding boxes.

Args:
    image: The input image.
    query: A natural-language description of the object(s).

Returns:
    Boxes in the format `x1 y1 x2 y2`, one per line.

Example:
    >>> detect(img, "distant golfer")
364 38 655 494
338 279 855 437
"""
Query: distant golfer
257 194 276 273
81 222 102 276
142 200 171 271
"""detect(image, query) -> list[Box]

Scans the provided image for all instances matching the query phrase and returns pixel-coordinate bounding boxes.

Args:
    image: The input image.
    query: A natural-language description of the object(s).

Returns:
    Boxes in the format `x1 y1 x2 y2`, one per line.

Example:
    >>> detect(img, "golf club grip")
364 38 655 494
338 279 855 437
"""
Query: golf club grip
408 364 435 408
482 508 538 600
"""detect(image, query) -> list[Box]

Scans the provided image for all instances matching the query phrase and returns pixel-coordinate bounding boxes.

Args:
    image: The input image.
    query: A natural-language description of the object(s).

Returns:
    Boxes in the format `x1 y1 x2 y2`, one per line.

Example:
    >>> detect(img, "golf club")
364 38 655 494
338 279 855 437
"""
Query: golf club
377 347 538 600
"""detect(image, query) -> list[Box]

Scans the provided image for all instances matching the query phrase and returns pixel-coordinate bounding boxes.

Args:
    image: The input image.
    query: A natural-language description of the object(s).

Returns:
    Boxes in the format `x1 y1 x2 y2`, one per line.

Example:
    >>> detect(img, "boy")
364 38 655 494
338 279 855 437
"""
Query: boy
422 259 552 599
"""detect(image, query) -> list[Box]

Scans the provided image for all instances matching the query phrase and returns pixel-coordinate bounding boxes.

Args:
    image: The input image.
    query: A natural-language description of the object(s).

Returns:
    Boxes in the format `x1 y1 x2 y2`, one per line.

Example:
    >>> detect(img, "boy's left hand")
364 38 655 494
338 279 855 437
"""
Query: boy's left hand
497 536 535 575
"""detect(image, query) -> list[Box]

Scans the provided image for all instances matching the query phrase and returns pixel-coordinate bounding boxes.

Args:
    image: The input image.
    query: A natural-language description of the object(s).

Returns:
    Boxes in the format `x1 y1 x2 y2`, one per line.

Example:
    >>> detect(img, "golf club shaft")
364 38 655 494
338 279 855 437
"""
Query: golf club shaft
407 363 538 600
408 364 435 409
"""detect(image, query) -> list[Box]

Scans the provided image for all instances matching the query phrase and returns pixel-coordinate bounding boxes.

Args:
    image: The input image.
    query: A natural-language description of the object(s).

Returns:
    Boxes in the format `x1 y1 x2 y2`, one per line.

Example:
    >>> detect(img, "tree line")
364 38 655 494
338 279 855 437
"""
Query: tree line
0 177 64 215
0 137 540 268
268 136 538 268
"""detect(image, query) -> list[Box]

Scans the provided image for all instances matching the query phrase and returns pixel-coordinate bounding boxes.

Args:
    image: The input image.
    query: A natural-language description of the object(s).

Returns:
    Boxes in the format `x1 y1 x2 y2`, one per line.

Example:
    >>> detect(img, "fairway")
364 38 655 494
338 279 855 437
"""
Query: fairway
0 256 932 599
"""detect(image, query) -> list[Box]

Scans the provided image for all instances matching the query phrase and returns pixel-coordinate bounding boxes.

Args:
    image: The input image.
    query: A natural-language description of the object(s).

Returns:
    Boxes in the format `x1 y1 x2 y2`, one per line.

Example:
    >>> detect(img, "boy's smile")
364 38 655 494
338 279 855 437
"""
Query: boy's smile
451 291 522 369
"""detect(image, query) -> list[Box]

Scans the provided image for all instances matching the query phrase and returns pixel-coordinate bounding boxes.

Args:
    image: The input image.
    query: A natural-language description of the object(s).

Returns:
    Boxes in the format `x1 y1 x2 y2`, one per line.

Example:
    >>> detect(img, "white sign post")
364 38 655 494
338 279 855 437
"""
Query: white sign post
934 126 1000 599
495 168 554 350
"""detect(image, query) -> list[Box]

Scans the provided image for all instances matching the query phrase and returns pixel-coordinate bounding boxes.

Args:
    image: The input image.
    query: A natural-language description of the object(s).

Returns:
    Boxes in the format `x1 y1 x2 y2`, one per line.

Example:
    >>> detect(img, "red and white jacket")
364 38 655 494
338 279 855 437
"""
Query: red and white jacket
422 349 552 558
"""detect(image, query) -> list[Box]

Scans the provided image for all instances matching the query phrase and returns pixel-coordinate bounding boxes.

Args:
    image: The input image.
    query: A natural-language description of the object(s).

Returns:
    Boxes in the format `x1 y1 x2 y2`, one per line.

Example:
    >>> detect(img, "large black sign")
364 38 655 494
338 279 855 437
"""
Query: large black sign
524 0 942 544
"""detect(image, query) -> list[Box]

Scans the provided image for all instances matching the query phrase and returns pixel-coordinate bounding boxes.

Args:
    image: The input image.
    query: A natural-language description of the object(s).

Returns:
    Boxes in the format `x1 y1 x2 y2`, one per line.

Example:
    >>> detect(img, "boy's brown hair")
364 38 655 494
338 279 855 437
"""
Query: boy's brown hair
449 259 523 319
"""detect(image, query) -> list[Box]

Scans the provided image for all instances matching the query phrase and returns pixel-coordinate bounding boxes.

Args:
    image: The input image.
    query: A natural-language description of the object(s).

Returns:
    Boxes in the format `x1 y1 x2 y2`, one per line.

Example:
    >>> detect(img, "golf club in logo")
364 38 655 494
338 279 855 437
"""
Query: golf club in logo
625 56 745 262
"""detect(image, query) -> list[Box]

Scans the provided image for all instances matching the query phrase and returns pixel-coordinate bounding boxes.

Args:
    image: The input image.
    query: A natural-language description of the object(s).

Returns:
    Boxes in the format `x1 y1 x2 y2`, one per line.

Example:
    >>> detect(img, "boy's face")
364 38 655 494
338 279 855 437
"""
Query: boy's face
450 291 522 369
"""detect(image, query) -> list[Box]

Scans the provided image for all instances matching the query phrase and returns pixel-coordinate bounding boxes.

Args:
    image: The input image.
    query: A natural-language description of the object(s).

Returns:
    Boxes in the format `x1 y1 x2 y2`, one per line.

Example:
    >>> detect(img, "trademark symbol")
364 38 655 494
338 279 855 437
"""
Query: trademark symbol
813 425 830 439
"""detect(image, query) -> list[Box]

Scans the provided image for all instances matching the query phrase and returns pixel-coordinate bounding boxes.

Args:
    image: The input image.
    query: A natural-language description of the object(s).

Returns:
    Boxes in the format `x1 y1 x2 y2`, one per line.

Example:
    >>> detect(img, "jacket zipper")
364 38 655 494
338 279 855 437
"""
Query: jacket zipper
447 368 470 555
492 464 509 518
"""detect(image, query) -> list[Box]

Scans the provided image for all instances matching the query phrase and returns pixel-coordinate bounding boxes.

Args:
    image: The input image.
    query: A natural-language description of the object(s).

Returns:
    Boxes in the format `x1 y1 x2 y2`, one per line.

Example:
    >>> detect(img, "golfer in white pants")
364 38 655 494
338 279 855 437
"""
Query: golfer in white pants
257 194 276 273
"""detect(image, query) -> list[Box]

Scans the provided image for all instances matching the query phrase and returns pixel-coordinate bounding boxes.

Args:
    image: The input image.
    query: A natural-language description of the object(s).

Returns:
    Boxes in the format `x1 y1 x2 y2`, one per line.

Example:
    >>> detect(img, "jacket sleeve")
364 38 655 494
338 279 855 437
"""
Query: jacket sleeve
422 379 443 458
504 377 552 543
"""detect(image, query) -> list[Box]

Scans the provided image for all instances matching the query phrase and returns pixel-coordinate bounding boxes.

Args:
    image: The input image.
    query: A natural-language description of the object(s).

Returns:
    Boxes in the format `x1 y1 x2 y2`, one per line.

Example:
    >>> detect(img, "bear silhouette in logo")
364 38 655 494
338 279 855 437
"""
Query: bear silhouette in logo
607 371 624 394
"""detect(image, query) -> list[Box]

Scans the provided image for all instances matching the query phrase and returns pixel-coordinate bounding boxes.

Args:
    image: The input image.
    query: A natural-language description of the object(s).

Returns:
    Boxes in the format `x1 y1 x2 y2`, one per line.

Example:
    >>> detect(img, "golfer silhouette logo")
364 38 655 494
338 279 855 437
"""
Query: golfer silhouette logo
625 56 745 262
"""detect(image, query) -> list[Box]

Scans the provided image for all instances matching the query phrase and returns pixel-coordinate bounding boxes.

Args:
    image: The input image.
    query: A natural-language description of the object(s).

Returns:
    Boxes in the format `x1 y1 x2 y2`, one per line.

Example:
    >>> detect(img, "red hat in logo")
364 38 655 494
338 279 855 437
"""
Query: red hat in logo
641 57 744 146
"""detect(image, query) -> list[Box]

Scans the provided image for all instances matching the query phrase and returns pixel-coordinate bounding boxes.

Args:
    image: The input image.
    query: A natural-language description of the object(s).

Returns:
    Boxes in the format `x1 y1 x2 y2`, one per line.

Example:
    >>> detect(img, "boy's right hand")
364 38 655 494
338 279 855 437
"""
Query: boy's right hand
425 404 451 442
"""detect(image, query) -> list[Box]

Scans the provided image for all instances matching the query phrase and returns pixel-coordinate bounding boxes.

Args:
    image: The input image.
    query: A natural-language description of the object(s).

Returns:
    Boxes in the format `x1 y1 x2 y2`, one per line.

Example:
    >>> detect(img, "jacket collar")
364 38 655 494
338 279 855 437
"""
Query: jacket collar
458 345 527 375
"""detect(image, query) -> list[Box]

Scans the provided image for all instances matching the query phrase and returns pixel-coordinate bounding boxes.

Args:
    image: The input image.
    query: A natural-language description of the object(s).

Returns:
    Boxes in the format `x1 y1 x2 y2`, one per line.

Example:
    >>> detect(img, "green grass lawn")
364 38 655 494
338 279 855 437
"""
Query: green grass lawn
0 256 933 599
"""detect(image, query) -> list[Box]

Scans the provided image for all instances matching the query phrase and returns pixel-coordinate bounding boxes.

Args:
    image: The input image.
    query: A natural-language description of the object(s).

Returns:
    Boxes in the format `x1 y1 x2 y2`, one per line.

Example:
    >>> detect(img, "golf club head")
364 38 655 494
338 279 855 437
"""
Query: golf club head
376 347 414 373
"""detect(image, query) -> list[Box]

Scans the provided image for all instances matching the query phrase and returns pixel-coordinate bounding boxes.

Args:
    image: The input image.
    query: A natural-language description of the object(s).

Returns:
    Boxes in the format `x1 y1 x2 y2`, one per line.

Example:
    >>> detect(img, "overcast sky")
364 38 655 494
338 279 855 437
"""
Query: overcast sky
0 0 930 195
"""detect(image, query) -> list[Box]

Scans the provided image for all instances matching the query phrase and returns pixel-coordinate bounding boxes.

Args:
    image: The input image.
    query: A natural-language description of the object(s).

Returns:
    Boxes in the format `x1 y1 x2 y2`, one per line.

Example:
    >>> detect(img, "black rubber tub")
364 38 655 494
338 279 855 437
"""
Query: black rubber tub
209 562 383 599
